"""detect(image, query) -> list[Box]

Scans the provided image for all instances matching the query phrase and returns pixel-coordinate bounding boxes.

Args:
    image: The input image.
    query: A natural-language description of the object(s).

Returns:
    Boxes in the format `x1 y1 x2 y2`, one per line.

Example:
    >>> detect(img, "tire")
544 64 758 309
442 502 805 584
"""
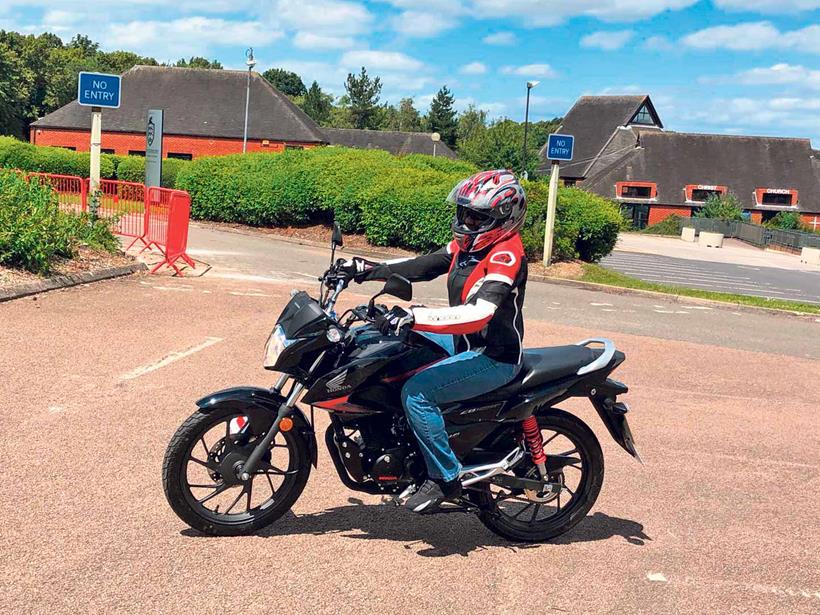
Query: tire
162 405 311 536
472 409 604 543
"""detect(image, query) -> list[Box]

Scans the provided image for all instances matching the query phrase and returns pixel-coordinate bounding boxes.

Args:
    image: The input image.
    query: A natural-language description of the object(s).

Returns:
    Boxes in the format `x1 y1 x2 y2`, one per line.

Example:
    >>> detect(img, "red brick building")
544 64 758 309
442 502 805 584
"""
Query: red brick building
30 65 458 162
538 95 820 230
30 65 326 158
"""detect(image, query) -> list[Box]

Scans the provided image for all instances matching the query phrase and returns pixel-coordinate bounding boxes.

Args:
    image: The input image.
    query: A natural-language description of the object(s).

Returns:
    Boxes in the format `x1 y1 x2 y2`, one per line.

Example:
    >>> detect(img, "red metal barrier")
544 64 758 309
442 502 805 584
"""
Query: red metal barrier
145 186 195 275
97 179 148 249
27 172 87 214
17 171 194 276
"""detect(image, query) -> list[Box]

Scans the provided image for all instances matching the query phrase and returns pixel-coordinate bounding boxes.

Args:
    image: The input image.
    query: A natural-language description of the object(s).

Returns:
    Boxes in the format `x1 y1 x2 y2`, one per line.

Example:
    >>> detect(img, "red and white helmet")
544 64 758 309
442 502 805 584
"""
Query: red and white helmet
448 170 527 253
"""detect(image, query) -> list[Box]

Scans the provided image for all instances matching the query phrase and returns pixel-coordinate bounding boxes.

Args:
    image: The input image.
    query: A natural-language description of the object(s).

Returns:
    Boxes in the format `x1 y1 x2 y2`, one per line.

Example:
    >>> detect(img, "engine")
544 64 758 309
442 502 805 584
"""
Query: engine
329 413 424 493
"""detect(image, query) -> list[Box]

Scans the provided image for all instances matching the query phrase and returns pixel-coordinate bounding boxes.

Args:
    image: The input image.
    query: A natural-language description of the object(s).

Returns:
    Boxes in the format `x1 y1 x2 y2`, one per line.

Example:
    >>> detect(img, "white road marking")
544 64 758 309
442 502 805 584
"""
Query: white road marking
590 302 613 306
48 405 64 414
650 573 820 602
209 272 302 284
152 286 193 292
653 309 675 313
228 291 272 297
646 572 668 583
119 337 224 381
601 308 617 312
294 272 319 279
685 306 713 310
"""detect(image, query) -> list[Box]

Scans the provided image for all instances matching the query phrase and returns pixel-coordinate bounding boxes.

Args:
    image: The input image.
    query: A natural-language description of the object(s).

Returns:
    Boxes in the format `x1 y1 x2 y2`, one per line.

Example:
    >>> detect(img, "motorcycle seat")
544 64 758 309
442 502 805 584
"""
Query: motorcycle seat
478 346 605 401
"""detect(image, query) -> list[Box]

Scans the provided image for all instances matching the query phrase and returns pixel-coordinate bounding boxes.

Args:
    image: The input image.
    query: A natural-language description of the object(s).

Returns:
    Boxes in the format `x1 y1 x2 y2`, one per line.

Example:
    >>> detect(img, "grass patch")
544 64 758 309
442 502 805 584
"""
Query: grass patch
579 263 820 315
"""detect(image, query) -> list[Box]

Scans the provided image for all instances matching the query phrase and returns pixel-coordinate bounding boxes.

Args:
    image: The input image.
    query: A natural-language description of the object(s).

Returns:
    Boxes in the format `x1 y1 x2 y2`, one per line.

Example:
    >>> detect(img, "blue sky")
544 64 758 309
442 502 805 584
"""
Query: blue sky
3 1 819 144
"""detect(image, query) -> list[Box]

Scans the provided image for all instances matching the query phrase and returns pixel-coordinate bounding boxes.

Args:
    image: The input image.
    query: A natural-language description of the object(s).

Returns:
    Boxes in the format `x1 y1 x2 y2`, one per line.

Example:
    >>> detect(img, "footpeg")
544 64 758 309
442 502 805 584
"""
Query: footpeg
393 484 417 506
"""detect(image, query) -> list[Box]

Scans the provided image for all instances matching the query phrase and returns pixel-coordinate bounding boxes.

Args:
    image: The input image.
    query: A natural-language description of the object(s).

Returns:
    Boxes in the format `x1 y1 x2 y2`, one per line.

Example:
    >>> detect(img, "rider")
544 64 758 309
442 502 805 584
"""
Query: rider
341 170 528 513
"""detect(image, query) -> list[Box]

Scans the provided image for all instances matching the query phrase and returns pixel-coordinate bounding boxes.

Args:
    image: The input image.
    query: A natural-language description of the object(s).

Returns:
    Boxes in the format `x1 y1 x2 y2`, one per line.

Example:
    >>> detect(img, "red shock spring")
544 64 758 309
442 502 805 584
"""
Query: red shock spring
521 416 546 466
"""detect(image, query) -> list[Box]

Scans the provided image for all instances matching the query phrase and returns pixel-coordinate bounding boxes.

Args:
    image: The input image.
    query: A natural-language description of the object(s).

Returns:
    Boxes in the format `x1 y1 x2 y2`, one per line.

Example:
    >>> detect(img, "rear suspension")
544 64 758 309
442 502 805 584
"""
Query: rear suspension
522 416 548 479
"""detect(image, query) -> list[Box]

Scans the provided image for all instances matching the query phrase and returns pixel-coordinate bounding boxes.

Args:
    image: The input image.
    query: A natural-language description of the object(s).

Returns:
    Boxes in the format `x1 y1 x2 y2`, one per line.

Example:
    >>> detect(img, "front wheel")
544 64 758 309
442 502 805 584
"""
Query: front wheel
471 409 604 542
162 405 311 536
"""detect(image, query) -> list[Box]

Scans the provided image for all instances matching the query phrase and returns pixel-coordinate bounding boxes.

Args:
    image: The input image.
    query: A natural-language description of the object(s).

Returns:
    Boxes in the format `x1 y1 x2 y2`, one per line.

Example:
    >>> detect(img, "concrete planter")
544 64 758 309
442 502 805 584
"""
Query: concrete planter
699 231 724 248
800 247 820 265
681 227 696 242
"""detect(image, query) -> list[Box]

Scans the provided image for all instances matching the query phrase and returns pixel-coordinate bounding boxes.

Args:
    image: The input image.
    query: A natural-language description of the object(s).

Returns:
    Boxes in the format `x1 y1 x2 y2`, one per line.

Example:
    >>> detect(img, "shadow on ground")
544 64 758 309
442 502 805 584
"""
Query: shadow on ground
182 498 650 557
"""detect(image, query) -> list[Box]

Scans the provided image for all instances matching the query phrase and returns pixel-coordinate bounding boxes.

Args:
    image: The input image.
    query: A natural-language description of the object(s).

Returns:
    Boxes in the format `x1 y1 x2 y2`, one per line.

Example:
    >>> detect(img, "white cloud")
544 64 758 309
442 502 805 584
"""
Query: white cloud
644 35 674 51
501 63 557 78
713 0 820 11
340 50 425 72
274 0 373 36
390 10 459 37
734 63 820 90
681 22 820 53
100 17 282 58
483 32 517 45
580 30 634 50
460 62 488 74
293 32 355 50
471 0 698 27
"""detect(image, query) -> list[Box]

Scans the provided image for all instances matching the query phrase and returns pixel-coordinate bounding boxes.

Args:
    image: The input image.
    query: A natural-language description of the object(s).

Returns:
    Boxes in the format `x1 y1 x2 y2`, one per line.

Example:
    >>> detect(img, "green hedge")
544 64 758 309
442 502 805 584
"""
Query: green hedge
176 147 622 260
0 170 118 274
0 136 186 187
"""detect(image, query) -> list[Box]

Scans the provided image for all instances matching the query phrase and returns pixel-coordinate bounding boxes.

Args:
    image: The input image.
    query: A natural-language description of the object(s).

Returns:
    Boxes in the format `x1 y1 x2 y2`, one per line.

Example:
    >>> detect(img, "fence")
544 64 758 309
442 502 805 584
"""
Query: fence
19 171 194 275
682 218 820 251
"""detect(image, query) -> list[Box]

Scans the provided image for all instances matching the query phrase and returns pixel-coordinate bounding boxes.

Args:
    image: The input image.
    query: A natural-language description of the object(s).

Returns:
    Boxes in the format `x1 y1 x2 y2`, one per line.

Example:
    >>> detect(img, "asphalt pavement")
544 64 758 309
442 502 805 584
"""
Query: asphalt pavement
601 250 820 304
2 226 819 614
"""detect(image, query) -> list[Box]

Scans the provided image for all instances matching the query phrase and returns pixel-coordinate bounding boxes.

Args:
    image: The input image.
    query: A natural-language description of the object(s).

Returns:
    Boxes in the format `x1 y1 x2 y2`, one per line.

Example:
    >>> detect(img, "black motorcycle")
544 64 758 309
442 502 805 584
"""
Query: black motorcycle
163 225 640 542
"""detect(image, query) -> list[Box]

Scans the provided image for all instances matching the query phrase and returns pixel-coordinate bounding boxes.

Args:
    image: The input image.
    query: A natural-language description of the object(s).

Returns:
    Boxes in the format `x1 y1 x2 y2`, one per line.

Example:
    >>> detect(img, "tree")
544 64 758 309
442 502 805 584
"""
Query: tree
0 42 31 137
300 81 332 124
345 67 382 130
694 193 744 221
457 104 487 146
763 211 809 232
262 68 306 97
394 98 421 132
425 86 457 148
98 50 158 74
459 119 542 174
174 57 222 69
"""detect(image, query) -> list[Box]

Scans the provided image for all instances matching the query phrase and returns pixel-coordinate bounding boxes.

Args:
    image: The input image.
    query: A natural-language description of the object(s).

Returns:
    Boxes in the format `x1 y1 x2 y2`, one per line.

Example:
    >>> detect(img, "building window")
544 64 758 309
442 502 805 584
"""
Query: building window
285 144 304 150
128 150 146 157
101 148 115 154
685 184 727 202
58 146 76 151
616 181 657 200
755 188 798 207
630 104 655 126
167 152 193 160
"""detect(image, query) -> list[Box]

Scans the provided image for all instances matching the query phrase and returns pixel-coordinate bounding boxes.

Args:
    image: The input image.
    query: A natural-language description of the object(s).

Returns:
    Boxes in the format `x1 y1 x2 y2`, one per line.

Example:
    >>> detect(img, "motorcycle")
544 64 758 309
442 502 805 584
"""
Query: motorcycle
162 224 640 542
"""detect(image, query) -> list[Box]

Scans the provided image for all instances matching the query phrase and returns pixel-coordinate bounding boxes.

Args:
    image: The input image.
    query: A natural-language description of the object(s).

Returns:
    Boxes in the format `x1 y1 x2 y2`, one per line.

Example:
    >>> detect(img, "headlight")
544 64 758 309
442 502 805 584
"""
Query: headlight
263 325 295 368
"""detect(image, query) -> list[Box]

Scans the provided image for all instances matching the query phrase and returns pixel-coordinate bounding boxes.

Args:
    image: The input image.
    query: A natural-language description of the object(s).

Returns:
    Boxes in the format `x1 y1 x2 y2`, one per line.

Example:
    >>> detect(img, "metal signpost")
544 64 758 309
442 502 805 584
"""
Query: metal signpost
145 109 164 188
543 133 575 266
77 72 121 194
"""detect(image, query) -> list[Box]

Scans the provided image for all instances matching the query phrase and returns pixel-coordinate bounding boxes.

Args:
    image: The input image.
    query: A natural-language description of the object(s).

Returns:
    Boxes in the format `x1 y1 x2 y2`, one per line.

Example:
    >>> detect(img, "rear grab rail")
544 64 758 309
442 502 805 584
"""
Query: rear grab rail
574 338 616 375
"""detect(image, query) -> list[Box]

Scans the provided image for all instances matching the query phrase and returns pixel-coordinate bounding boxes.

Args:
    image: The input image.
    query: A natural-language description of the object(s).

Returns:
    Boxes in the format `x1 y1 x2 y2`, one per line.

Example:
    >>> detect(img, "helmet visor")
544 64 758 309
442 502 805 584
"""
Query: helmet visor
454 205 495 235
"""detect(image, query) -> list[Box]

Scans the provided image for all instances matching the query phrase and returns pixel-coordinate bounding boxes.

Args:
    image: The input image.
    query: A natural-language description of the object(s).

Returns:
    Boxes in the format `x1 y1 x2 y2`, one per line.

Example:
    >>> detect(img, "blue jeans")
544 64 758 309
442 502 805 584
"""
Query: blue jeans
401 333 519 482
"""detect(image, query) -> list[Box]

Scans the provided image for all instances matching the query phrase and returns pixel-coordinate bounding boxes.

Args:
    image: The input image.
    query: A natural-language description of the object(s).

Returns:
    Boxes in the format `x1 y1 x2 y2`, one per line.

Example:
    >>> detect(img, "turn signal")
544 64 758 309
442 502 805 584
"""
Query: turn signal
279 417 294 432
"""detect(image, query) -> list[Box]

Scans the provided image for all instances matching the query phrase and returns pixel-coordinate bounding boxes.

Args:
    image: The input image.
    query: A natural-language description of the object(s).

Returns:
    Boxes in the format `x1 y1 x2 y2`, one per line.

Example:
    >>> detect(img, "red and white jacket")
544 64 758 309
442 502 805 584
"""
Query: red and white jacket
360 234 527 364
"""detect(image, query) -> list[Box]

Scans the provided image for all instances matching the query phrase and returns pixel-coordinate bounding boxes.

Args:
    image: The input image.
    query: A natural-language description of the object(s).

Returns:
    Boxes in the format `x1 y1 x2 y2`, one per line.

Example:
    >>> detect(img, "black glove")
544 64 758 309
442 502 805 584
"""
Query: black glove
374 306 414 335
338 257 374 283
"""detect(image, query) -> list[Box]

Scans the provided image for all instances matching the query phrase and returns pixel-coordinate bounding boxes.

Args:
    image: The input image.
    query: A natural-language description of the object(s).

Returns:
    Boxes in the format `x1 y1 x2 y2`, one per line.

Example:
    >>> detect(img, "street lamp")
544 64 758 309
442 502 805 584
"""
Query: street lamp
242 47 257 153
521 80 540 176
431 132 441 158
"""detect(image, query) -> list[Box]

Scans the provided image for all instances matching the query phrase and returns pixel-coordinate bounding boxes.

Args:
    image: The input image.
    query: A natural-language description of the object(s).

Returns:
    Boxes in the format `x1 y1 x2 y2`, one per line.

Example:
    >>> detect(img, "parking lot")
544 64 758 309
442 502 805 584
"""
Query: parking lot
2 231 819 614
601 250 820 304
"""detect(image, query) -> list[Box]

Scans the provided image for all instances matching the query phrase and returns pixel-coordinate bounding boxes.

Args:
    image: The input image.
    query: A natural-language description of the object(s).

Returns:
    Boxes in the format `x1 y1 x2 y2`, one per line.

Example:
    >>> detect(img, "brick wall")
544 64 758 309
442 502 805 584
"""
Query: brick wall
801 213 820 232
647 204 692 226
748 211 763 224
30 128 319 158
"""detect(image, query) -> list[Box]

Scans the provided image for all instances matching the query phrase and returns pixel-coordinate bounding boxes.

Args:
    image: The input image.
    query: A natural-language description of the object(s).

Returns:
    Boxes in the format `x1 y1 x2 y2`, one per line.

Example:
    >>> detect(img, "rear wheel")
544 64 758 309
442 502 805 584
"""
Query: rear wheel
471 409 604 542
162 405 311 536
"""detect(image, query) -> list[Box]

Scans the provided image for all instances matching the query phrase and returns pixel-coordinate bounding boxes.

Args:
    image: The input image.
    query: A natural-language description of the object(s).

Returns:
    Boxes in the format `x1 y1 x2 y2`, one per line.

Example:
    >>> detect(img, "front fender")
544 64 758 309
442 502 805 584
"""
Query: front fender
196 386 318 467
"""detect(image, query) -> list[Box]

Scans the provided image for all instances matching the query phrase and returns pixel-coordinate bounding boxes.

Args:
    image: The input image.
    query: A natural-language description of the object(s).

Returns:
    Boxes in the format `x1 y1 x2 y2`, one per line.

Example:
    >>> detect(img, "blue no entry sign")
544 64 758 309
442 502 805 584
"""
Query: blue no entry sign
77 72 121 108
547 133 574 161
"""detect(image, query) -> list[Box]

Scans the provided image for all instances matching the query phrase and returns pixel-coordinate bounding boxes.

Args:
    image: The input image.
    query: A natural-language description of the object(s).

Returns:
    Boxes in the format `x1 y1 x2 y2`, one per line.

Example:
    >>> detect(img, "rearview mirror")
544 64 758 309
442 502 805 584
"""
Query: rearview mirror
383 274 412 302
331 222 344 248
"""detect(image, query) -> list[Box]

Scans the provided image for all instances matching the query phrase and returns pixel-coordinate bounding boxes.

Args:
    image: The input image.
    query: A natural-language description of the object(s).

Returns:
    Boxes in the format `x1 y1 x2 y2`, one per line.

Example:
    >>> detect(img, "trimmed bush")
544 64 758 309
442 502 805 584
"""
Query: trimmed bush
0 170 118 274
115 155 190 187
0 136 115 178
176 148 622 262
642 214 684 235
